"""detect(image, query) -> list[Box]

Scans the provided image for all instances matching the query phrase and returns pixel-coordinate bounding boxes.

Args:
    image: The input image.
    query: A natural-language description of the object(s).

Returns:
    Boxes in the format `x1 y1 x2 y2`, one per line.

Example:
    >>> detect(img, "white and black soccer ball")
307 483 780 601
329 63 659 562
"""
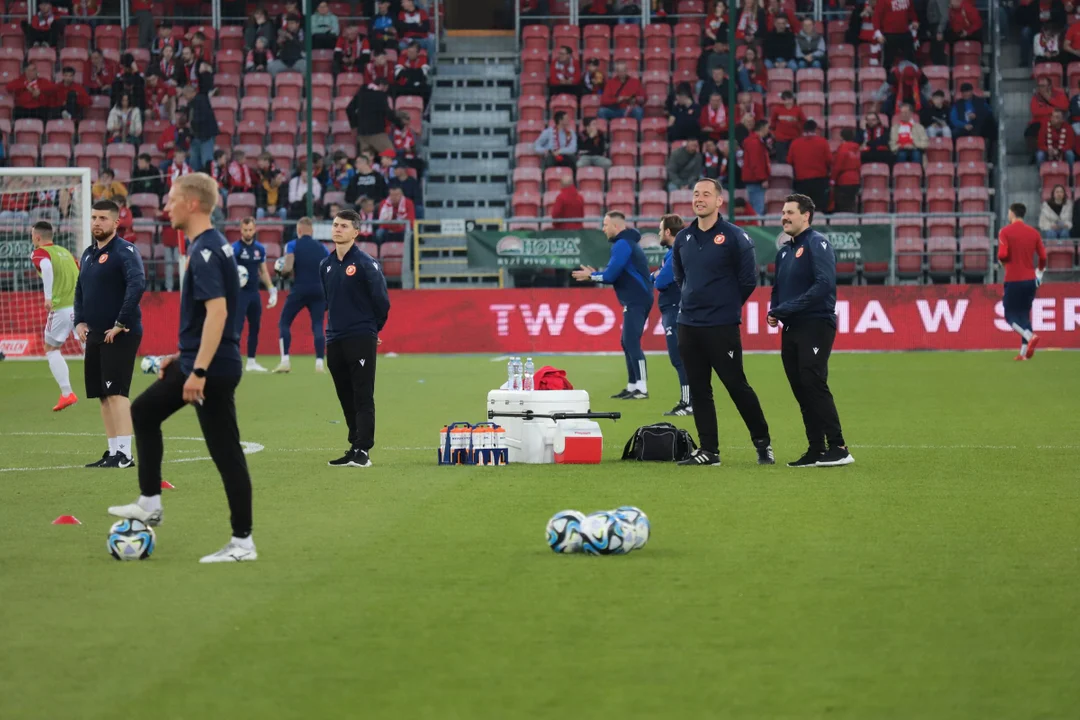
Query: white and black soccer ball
613 506 650 550
274 257 286 274
106 518 156 561
237 264 249 288
140 356 161 375
580 512 634 556
546 510 586 554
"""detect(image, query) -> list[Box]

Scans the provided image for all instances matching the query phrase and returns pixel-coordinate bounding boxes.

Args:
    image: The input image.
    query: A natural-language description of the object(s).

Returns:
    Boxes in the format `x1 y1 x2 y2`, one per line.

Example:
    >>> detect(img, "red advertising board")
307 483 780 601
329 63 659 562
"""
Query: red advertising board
2 285 1079 357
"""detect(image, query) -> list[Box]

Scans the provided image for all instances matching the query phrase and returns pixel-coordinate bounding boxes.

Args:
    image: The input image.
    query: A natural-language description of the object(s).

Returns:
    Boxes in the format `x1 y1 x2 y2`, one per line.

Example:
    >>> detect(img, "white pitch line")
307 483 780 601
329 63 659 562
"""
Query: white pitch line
0 434 264 473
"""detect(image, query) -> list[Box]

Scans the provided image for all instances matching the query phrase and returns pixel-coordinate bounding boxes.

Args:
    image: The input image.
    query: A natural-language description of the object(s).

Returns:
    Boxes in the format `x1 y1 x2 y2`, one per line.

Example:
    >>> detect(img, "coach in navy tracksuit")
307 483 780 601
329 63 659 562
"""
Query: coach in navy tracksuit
572 211 654 399
322 209 391 469
275 217 329 373
768 193 852 468
672 179 772 466
654 213 691 416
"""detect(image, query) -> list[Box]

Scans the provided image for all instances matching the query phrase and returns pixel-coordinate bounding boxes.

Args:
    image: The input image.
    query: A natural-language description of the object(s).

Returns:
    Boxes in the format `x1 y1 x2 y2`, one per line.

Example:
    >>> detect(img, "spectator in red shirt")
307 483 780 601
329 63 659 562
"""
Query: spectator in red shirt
227 149 256 193
787 119 831 213
733 197 761 227
873 0 918 70
699 93 729 143
598 61 644 121
6 63 57 122
22 0 65 48
947 0 983 42
86 50 121 95
997 202 1047 360
831 128 862 213
1036 109 1076 165
859 111 893 164
397 0 433 57
741 120 771 215
364 51 395 88
549 46 581 97
394 41 431 105
115 195 135 238
335 24 371 74
144 71 177 122
51 66 91 122
1064 14 1080 60
551 176 585 230
768 90 805 160
376 185 416 244
357 197 377 242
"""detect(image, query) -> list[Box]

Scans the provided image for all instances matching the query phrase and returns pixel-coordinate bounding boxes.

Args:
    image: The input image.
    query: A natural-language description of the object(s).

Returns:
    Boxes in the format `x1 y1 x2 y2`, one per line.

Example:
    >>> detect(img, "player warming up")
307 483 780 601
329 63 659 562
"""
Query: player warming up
274 217 330 373
673 179 773 467
572 211 654 399
30 221 80 411
323 210 391 468
998 203 1047 361
655 214 692 416
108 173 255 563
768 194 853 468
232 217 278 372
73 200 146 468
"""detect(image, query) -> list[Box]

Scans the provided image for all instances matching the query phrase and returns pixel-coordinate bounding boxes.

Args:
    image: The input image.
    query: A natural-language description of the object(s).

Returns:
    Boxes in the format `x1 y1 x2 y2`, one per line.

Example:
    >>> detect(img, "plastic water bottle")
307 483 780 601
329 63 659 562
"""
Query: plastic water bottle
513 357 523 390
507 357 516 390
523 357 535 391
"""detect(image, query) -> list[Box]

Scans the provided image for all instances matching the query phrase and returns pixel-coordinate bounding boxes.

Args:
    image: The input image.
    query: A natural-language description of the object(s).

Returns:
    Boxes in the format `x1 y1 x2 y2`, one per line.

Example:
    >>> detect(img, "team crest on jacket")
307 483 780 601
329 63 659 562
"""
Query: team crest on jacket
345 265 357 276
714 234 725 245
98 253 109 263
795 247 804 258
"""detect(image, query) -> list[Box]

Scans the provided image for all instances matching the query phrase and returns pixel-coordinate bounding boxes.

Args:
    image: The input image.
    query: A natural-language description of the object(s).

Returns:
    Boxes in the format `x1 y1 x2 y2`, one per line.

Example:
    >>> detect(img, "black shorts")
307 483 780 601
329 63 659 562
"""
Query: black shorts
84 330 141 399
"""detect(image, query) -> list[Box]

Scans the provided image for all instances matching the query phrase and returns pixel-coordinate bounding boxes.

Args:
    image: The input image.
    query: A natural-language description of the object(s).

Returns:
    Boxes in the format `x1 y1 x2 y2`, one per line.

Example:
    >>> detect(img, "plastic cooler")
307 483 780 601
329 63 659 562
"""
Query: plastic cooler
486 389 591 464
553 420 603 464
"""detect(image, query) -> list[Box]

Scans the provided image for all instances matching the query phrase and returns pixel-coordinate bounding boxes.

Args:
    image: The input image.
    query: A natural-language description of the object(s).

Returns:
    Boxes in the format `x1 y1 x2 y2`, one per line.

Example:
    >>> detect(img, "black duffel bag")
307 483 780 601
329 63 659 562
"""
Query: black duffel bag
621 423 696 462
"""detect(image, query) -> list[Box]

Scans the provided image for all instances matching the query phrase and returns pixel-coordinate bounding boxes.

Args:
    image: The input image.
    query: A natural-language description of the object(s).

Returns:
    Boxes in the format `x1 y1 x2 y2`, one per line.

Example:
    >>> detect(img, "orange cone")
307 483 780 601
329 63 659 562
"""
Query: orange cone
161 480 175 490
52 515 81 525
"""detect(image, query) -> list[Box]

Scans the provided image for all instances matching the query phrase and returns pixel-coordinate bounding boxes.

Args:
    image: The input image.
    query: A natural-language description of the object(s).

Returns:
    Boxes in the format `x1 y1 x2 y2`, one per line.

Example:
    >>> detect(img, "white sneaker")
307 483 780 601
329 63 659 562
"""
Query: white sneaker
107 501 163 526
246 360 269 372
199 540 257 563
272 362 291 374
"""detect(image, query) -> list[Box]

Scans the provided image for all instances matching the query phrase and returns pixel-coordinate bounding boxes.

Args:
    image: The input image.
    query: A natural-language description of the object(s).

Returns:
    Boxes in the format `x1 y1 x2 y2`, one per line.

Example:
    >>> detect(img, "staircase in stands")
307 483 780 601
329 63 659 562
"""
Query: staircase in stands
1000 38 1039 219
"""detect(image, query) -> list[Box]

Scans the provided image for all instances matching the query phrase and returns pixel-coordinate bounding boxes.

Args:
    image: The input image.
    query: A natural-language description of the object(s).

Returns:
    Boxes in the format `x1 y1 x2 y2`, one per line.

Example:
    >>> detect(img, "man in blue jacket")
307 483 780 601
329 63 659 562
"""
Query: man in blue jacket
672 179 772 466
232 217 278 373
655 213 691 415
274 217 330 373
949 82 991 138
768 193 853 468
572 211 654 399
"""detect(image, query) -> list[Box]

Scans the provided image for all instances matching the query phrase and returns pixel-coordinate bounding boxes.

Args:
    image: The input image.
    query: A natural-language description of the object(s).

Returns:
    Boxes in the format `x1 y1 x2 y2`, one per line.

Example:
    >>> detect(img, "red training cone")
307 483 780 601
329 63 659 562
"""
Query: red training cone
52 515 81 525
161 480 175 490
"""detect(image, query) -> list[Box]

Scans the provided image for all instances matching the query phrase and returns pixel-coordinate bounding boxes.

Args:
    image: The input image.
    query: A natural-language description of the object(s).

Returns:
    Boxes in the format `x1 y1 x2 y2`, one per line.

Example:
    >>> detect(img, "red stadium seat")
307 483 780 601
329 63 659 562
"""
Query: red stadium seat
767 68 794 94
272 97 301 125
379 242 404 279
644 23 671 48
544 166 573 192
959 187 989 213
923 65 951 95
74 142 103 168
337 72 363 99
895 218 924 240
827 68 855 93
580 94 602 118
523 24 550 51
638 190 667 218
515 143 542 169
553 24 580 51
827 114 856 141
926 162 955 190
765 189 788 214
610 141 638 167
926 237 957 279
643 46 671 74
237 120 265 146
893 162 923 191
549 93 578 119
674 46 701 75
512 190 540 217
926 136 952 164
267 143 295 171
769 164 793 190
956 136 985 162
829 91 857 117
1045 239 1077 271
45 118 74 146
605 190 636 215
893 188 922 215
641 140 668 167
129 193 161 217
613 24 641 50
218 25 244 51
895 237 924 278
576 166 605 193
960 237 992 279
859 67 886 96
927 188 957 214
861 188 889 214
669 189 693 216
276 71 303 97
674 23 698 47
957 161 988 188
613 46 642 71
583 24 611 51
798 91 825 122
1033 62 1063 89
582 190 605 217
13 118 43 147
310 72 334 103
827 44 855 69
796 68 824 93
41 143 71 167
521 48 548 77
860 163 889 192
607 117 637 144
240 96 270 126
638 116 666 143
94 24 122 52
243 72 272 99
638 165 666 191
106 143 136 175
516 119 544 144
226 193 256 220
607 166 636 193
952 41 982 66
518 95 545 123
78 119 106 145
27 47 55 80
959 215 992 238
952 65 982 95
1068 62 1080 93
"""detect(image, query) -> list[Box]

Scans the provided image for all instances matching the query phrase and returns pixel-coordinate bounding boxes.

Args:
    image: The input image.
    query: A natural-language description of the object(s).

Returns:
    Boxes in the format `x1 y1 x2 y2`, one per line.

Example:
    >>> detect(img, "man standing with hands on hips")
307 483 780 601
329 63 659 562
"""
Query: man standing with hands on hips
672 179 773 467
768 194 853 468
323 209 391 469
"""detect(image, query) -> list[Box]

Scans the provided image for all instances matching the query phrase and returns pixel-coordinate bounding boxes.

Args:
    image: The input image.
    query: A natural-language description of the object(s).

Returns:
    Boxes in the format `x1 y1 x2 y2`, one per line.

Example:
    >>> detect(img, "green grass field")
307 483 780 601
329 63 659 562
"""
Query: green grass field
1 351 1078 719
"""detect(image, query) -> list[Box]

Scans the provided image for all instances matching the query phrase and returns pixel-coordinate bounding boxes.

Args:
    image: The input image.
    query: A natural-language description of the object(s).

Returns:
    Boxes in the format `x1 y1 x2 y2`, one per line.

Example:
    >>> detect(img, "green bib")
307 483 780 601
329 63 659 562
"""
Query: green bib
40 244 78 309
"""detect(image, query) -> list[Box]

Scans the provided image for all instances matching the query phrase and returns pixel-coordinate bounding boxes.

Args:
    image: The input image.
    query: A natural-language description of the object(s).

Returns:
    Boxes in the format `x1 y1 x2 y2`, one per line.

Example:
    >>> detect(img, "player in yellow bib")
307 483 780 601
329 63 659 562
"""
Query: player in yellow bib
30 221 81 411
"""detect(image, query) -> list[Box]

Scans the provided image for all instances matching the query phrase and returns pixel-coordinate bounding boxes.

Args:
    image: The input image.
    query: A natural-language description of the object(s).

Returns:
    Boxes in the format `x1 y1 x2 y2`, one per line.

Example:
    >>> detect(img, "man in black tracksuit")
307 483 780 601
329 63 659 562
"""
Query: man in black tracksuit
672 179 773 467
322 209 391 469
768 193 853 468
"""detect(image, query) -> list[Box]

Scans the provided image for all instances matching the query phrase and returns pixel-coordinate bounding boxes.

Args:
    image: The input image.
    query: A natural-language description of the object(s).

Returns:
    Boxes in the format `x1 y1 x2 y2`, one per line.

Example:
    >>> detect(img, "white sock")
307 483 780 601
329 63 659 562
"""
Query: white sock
246 357 257 366
281 354 290 365
1020 342 1028 356
107 437 118 455
138 494 162 512
681 385 690 405
46 350 72 395
635 380 648 393
232 535 254 548
1010 322 1033 342
315 358 324 370
116 435 132 458
626 383 634 392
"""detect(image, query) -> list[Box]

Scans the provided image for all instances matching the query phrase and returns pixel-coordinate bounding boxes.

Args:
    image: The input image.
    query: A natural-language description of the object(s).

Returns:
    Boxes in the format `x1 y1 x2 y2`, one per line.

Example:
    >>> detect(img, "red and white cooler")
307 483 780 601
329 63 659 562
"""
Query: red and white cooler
553 420 603 464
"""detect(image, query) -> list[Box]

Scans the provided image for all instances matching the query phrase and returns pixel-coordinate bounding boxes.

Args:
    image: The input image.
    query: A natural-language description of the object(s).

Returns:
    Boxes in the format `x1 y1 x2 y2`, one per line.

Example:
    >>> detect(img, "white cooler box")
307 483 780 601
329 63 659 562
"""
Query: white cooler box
486 390 593 464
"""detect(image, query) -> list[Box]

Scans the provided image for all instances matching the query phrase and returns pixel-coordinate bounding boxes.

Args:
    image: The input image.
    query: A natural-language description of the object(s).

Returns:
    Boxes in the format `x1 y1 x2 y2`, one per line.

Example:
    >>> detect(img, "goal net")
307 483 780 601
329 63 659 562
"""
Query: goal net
0 168 92 359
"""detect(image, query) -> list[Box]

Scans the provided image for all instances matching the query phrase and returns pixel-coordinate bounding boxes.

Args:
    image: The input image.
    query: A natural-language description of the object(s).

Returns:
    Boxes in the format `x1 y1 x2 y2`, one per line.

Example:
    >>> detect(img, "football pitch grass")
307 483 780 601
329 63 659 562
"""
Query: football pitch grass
1 351 1078 719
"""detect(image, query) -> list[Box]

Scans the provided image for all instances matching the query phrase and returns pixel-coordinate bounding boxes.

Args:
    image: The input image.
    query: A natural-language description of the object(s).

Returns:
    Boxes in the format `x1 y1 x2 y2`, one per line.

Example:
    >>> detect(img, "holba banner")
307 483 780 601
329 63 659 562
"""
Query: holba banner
467 230 669 269
743 225 893 265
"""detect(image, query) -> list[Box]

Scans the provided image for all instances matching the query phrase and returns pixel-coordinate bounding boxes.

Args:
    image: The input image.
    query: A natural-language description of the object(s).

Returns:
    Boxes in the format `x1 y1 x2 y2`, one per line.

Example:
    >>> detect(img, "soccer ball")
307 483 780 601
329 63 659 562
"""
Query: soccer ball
580 512 634 556
237 265 249 288
140 356 161 375
546 510 586 554
106 518 156 561
613 506 650 550
274 257 286 274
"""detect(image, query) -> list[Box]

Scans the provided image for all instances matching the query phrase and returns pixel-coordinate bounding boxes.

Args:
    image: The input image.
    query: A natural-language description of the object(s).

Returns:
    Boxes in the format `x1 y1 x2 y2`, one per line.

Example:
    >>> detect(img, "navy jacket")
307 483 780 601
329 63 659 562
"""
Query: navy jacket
589 228 654 309
672 216 757 327
179 229 242 377
769 227 837 325
654 247 681 310
232 239 267 293
321 243 391 343
74 235 146 334
286 234 330 295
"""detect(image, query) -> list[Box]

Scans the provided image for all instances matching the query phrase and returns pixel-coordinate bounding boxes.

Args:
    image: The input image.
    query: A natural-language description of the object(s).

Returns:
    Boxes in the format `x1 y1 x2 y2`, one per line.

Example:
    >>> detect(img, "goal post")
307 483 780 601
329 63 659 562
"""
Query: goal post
0 167 92 359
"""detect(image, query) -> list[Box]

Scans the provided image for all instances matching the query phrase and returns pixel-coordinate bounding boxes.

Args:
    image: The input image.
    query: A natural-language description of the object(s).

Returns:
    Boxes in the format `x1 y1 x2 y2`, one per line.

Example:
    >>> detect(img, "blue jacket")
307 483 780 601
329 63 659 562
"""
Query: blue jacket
589 228 654 309
286 234 330 295
232 239 267 293
74 235 146 334
949 96 990 134
654 247 681 310
769 227 837 325
320 243 391 342
672 216 757 327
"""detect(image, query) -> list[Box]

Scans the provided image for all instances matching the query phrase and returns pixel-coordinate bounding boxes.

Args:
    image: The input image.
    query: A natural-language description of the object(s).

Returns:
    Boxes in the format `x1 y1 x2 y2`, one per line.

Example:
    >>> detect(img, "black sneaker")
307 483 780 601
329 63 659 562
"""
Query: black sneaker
100 453 135 469
677 449 721 466
627 390 649 400
787 449 825 468
756 445 775 465
86 451 111 468
816 446 854 467
663 402 693 416
610 389 633 399
328 449 356 467
348 449 372 468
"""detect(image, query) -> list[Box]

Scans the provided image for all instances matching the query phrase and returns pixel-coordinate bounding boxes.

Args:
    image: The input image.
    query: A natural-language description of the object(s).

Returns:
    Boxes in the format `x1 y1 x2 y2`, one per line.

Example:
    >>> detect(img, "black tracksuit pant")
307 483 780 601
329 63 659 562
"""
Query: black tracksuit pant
131 362 252 537
677 323 770 454
327 334 378 452
781 317 846 452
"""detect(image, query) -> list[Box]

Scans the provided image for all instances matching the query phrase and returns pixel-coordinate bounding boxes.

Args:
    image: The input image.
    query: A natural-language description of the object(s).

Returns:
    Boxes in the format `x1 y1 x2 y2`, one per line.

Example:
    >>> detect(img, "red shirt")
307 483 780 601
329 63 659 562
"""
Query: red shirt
601 75 644 109
131 0 153 10
1065 22 1080 53
227 160 255 192
86 59 121 93
1037 120 1075 151
117 206 134 237
50 80 91 110
397 8 431 38
948 0 983 37
873 0 917 34
335 35 370 71
769 104 805 142
831 141 862 186
741 133 771 184
378 195 416 233
549 57 580 87
551 186 585 230
364 61 394 87
997 221 1047 282
787 134 832 180
699 103 728 142
5 76 57 109
1030 90 1069 126
735 205 761 227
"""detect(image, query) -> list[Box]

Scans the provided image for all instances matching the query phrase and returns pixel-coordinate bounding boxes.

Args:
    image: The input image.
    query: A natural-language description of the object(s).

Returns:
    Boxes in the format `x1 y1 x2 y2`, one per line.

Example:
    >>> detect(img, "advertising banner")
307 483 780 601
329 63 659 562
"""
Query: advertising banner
467 229 670 270
743 225 893 265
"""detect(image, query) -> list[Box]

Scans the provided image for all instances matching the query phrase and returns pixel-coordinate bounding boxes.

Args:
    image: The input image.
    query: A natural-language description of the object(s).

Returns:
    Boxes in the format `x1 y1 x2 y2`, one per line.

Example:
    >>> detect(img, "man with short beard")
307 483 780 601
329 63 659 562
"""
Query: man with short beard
654 214 692 417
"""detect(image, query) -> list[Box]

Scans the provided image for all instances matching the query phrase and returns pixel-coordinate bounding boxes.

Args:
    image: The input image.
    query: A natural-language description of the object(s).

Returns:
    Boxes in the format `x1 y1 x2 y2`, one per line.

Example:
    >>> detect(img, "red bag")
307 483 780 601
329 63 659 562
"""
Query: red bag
533 366 574 390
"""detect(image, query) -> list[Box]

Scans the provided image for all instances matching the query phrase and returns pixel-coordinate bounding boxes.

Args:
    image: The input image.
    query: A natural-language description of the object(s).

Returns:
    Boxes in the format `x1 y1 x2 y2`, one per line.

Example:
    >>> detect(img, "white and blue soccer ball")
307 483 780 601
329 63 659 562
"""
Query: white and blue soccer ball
613 506 650 550
580 511 634 556
140 356 161 375
274 257 286 274
237 264 249 288
106 518 156 561
546 510 586 554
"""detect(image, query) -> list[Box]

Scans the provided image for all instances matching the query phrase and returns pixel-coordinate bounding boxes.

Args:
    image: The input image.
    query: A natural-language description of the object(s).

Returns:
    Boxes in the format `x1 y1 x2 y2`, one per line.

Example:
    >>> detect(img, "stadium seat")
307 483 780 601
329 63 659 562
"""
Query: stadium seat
827 44 855 69
379 242 404 279
129 193 161 218
674 47 701 76
272 97 301 125
240 96 270 126
859 67 886 95
640 141 668 167
827 114 856 141
922 65 951 95
549 93 578 119
516 119 544 144
607 166 636 193
613 24 641 50
893 163 923 191
927 188 956 214
45 119 75 146
518 95 546 123
235 120 264 146
13 119 43 147
926 162 955 190
576 166 605 193
926 237 957 280
608 117 638 145
959 216 992 238
311 72 334 103
829 91 857 117
927 216 957 239
59 47 89 80
957 161 988 188
1033 62 1063 89
674 22 698 48
219 25 244 51
243 72 272 99
512 191 540 217
552 24 580 51
959 237 992 279
638 165 666 191
952 65 982 95
304 97 332 126
582 190 605 217
827 68 856 93
638 190 667 218
395 96 424 133
276 72 303 97
926 137 953 164
669 189 693 217
895 218 924 240
215 73 241 99
861 188 889 214
769 164 793 190
797 68 824 93
643 23 671 48
515 143 542 169
605 191 636 215
765 189 789 214
522 24 550 51
27 47 55 80
583 24 611 50
958 187 989 213
860 163 889 192
1069 62 1080 93
642 45 671 74
267 143 295 171
1045 239 1078 271
610 141 638 167
544 166 573 192
41 143 71 168
8 143 37 167
952 41 982 66
106 143 136 175
767 68 794 94
956 136 985 162
895 237 924 279
337 72 363 99
798 91 825 122
893 188 922 215
521 48 548 76
226 193 256 220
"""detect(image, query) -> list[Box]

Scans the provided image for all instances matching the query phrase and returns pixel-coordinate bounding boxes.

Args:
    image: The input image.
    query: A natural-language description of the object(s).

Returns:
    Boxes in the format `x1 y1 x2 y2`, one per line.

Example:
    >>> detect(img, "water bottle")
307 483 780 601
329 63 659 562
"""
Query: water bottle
507 357 516 390
523 357 535 391
513 357 523 391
